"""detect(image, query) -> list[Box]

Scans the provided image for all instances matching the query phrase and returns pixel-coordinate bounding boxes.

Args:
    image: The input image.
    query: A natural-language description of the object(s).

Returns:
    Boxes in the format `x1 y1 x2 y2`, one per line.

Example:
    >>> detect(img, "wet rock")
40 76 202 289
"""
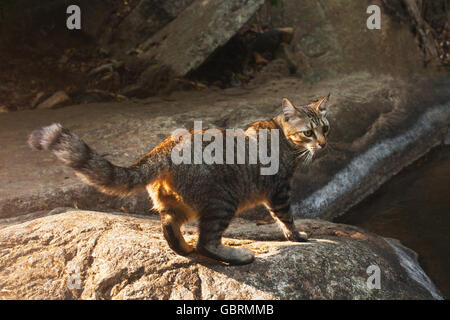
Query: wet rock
36 91 71 110
0 210 442 299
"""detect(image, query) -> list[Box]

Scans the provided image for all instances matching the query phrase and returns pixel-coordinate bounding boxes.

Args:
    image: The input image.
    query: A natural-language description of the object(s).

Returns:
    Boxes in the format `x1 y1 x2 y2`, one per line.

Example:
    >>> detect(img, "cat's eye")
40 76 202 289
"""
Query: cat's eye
303 130 313 137
323 125 329 133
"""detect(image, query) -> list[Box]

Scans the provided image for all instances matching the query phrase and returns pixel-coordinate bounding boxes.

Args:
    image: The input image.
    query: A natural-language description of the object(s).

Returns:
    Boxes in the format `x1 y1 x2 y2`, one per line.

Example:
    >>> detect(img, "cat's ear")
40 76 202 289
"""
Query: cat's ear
282 98 296 121
313 93 330 114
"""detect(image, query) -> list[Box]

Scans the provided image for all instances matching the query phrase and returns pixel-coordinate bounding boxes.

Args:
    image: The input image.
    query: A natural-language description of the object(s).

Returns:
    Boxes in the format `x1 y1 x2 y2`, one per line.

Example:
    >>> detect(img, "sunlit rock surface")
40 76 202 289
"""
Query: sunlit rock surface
0 210 442 299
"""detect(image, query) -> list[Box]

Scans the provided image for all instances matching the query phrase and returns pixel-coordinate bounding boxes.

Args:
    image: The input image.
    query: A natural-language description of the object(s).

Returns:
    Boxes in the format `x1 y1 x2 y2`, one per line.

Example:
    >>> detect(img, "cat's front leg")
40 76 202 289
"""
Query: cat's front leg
266 186 307 242
270 208 307 242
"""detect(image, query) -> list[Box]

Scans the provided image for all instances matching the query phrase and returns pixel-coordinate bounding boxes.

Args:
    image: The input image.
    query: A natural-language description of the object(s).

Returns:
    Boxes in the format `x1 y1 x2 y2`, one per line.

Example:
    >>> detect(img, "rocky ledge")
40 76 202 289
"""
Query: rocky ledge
0 210 442 299
1 73 449 221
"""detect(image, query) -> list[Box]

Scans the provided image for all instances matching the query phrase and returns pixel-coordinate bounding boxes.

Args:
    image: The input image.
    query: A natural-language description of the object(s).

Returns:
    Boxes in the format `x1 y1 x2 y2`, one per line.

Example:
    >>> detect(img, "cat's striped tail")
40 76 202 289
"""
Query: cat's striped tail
28 123 154 197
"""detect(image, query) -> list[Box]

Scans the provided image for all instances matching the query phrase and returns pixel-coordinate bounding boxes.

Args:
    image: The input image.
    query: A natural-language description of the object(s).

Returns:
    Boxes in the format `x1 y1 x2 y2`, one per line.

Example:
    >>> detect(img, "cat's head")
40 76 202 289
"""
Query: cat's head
277 95 330 159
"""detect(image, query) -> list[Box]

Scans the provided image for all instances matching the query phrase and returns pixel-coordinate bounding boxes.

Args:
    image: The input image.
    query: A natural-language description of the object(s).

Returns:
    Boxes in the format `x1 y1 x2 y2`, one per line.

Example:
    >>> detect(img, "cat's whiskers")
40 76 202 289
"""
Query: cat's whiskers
293 148 309 160
294 148 308 156
294 146 315 167
302 153 313 167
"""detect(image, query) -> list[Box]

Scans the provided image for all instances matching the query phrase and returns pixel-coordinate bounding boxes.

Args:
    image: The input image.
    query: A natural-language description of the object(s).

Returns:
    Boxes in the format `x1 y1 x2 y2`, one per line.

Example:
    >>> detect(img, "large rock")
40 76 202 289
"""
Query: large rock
0 210 442 299
0 73 448 221
130 0 265 96
257 0 440 79
102 0 195 54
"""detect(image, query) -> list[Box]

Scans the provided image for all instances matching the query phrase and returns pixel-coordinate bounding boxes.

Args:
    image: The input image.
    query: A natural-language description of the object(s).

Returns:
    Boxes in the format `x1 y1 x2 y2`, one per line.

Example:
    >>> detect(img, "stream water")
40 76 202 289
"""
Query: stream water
336 145 450 298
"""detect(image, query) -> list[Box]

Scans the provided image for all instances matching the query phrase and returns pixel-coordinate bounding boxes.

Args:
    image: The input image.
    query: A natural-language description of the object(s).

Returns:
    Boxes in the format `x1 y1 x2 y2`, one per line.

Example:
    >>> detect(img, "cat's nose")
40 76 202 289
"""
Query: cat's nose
318 141 327 149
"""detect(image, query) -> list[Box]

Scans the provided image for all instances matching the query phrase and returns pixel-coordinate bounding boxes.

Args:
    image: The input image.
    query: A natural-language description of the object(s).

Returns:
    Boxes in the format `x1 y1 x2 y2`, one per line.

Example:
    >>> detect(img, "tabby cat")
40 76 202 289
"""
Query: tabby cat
28 95 330 265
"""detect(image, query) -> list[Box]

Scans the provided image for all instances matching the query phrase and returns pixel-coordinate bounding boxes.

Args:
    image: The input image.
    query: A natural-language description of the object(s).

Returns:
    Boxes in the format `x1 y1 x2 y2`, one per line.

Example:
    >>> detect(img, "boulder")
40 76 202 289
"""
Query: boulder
258 0 439 79
0 210 442 299
130 0 265 96
103 0 195 54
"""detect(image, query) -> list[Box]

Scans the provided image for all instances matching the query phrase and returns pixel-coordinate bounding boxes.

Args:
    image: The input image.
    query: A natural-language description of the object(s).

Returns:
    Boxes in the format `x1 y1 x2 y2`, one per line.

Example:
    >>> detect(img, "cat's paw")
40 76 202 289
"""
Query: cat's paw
197 244 255 265
229 247 255 265
285 230 308 242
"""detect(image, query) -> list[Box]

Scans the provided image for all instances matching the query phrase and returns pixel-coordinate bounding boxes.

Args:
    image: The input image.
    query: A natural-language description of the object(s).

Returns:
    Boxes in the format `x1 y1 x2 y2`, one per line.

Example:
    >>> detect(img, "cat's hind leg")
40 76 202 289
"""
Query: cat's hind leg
149 180 195 256
160 210 194 256
197 205 255 265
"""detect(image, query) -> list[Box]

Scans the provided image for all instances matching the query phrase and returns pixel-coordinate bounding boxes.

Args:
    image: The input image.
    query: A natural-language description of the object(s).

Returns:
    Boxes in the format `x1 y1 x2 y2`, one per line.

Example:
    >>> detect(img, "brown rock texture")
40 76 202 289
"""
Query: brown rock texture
0 210 441 299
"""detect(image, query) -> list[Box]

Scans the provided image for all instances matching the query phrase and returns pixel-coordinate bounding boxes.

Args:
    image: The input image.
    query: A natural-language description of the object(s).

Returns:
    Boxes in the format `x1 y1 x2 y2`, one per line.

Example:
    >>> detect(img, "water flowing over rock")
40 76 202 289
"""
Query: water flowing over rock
0 210 442 299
